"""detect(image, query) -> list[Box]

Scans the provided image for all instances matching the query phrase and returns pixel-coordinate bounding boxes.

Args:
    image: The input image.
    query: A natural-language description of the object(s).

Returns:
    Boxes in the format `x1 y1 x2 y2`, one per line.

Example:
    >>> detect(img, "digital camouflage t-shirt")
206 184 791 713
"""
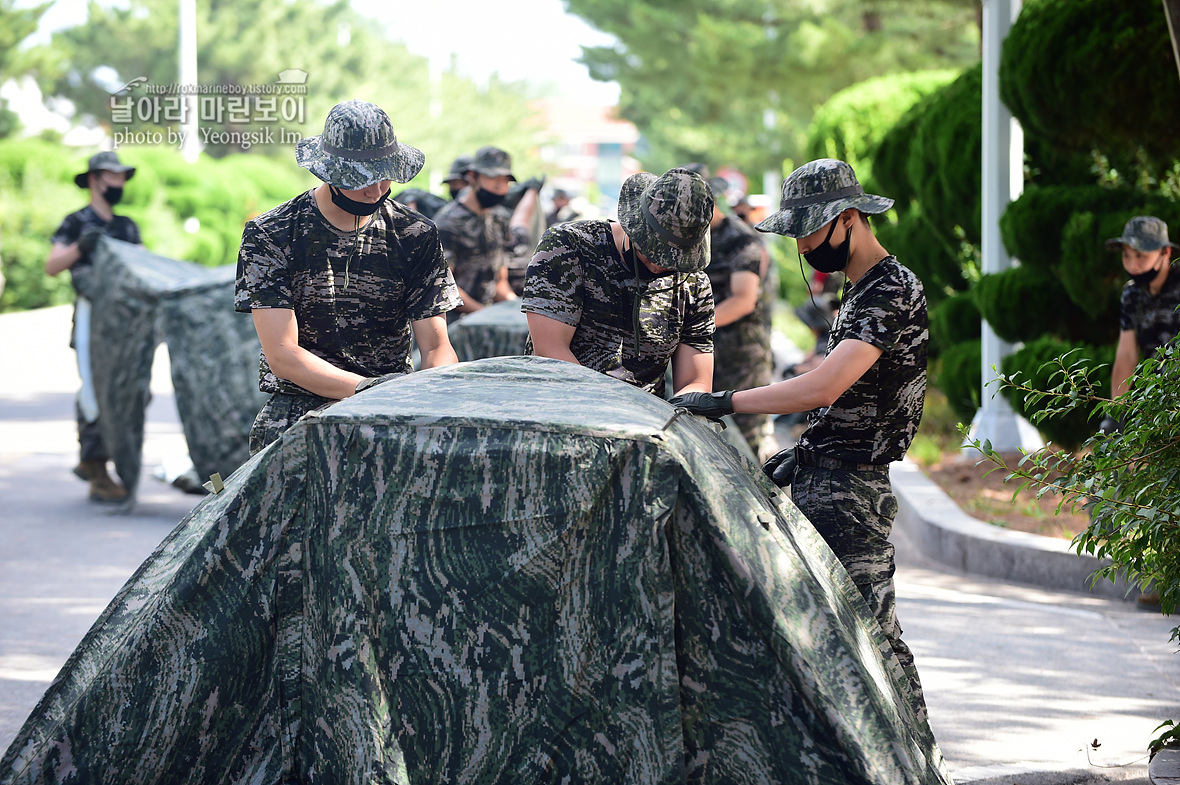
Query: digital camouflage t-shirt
433 199 531 310
1119 262 1180 360
797 257 927 465
522 219 714 396
235 189 461 396
51 205 142 297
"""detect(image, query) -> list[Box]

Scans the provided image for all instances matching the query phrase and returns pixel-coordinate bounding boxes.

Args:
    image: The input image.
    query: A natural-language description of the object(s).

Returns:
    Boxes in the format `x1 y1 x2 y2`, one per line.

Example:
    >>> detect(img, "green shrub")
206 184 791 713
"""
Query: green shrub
805 69 960 188
928 290 981 354
873 206 972 308
933 338 982 424
974 264 1080 344
1000 0 1180 163
1057 211 1129 317
999 336 1114 450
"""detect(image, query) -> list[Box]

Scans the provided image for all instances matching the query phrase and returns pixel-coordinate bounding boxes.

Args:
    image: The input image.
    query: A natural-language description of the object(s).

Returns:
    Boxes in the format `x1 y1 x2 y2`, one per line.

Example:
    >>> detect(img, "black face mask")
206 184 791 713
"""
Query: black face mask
102 186 124 206
802 218 851 274
1128 262 1163 287
475 187 505 209
449 185 464 201
330 185 390 216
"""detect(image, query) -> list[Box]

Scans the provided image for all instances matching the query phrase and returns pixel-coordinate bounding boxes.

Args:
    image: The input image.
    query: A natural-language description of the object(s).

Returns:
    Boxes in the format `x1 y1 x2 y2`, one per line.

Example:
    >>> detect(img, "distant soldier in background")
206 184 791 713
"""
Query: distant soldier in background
546 188 580 227
432 146 539 320
442 154 471 201
46 151 142 503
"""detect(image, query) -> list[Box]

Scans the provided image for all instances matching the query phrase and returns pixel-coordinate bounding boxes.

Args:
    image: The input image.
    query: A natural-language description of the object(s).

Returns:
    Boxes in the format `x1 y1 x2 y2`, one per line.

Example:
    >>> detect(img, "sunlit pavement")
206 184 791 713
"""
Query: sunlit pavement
1 305 1176 784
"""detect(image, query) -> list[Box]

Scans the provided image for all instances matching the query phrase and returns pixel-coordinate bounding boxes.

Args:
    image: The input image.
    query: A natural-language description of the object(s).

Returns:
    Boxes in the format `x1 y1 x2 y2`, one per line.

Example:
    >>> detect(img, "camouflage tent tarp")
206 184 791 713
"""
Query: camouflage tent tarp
446 298 530 362
87 238 267 503
0 357 951 785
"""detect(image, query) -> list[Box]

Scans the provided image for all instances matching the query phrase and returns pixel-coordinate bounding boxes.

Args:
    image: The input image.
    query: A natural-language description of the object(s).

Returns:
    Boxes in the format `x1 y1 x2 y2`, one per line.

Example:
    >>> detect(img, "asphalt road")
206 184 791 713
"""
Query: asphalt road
1 305 1176 784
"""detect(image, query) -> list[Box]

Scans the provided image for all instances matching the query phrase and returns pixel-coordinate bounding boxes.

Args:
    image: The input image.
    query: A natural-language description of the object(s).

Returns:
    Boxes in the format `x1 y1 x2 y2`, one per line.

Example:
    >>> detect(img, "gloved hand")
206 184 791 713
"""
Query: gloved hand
354 372 400 394
520 175 546 193
77 227 104 256
667 390 734 421
762 448 798 488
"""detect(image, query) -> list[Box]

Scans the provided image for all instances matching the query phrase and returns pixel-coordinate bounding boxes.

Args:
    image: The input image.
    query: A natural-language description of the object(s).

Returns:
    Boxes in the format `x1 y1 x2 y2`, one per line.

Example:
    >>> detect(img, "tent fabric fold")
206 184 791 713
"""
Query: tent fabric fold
1 357 950 785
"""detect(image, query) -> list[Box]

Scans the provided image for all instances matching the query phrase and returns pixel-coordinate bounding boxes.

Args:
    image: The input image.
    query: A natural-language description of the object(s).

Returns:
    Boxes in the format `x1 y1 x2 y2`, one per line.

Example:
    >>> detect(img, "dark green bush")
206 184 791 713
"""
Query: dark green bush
873 206 971 307
1057 210 1129 317
1000 0 1180 163
999 336 1114 450
929 291 981 354
973 265 1072 344
805 70 959 189
934 338 982 424
999 185 1146 271
905 63 982 245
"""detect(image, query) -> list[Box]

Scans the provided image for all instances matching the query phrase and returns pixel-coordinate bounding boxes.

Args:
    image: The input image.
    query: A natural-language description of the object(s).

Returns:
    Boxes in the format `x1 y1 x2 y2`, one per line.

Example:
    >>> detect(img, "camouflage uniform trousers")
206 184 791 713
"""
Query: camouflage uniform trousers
248 391 333 455
792 464 928 725
713 321 773 461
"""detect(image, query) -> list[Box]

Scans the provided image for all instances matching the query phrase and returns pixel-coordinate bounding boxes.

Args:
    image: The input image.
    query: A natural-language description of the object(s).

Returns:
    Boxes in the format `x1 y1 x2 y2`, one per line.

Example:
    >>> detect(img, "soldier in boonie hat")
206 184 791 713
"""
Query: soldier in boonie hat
616 167 714 273
670 157 932 723
236 99 461 454
295 99 424 190
520 167 718 399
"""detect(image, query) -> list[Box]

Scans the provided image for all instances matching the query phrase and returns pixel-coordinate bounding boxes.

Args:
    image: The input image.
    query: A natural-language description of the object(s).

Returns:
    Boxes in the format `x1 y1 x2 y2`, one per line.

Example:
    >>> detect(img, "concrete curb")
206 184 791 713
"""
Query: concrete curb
1151 748 1180 784
890 460 1135 601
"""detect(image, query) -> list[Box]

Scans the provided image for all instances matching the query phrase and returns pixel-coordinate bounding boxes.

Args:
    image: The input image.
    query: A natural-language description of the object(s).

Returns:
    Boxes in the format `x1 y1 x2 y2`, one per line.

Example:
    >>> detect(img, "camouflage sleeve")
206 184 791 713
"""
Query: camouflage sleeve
404 222 463 321
234 220 292 314
50 213 82 246
732 235 763 277
1119 283 1135 332
843 270 920 355
121 217 143 245
520 225 584 328
680 272 715 353
509 224 533 256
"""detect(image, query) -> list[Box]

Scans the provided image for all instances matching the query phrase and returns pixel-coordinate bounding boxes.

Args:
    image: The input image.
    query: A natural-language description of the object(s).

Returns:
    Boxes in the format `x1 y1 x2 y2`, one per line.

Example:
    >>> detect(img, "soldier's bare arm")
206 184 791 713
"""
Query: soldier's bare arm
412 314 459 369
1112 329 1139 398
46 242 82 276
251 307 366 399
670 344 713 396
494 266 517 302
713 270 760 328
526 312 580 365
732 338 882 415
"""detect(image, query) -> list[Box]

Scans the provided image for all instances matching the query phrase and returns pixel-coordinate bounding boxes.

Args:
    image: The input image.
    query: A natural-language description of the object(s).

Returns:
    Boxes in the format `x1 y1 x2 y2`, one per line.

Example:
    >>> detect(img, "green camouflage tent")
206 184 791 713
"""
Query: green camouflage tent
446 299 530 363
87 238 267 504
0 357 950 785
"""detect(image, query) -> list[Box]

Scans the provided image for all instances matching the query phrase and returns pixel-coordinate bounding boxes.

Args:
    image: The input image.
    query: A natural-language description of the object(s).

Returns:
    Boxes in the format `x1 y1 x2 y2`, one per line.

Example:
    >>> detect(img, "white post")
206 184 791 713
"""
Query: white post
178 0 201 163
969 0 1043 453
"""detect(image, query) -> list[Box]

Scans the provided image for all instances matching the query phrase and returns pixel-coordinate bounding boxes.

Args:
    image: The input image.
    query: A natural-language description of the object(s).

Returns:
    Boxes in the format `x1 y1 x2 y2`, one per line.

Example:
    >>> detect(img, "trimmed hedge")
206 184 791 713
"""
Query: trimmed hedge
1000 0 1180 162
928 290 981 355
934 338 982 424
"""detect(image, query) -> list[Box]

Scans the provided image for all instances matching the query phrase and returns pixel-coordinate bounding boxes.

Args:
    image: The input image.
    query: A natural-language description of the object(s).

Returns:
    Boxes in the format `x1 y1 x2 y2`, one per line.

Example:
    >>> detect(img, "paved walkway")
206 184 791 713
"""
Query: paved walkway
0 305 1176 784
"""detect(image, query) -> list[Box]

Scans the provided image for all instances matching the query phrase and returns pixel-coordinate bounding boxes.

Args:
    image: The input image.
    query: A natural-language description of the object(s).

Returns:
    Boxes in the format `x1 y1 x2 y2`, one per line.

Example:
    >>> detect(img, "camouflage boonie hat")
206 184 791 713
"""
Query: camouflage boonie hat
1105 216 1179 252
618 168 714 273
445 154 472 184
470 146 516 181
756 158 893 239
296 100 425 189
74 151 136 188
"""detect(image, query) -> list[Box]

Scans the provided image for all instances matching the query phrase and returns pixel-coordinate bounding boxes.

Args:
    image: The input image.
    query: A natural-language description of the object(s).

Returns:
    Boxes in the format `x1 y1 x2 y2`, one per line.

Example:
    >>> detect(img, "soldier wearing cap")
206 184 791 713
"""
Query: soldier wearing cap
1106 216 1180 400
670 158 930 722
235 99 461 454
443 154 472 201
432 145 540 320
46 151 142 503
682 163 774 459
522 167 716 397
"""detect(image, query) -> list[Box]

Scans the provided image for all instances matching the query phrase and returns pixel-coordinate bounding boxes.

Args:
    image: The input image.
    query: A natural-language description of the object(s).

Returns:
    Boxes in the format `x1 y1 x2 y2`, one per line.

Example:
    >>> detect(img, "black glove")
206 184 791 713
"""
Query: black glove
667 390 734 421
354 372 400 394
520 175 546 192
77 227 104 256
762 448 798 488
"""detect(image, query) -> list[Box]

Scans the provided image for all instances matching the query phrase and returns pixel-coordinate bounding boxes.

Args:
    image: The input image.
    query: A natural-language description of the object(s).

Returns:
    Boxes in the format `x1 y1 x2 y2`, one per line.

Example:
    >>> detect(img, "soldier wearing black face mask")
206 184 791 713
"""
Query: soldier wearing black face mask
670 158 932 728
432 145 540 321
1106 216 1180 402
235 99 461 454
46 151 143 503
